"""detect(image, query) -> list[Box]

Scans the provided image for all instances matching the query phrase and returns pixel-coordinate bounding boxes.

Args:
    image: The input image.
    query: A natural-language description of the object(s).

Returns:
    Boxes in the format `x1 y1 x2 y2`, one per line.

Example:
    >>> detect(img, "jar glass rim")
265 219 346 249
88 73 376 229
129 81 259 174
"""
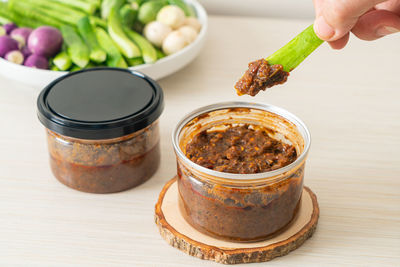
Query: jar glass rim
172 101 311 181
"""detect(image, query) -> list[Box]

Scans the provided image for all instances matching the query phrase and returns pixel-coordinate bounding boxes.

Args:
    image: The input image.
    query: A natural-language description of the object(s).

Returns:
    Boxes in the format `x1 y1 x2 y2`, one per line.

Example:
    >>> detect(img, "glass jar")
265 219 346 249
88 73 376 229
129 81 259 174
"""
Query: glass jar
37 68 164 193
172 102 311 242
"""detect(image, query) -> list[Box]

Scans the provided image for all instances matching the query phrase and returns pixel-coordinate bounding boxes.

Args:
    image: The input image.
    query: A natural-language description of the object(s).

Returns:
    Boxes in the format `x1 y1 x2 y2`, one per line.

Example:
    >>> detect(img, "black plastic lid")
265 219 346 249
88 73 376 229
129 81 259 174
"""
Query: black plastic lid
37 68 164 140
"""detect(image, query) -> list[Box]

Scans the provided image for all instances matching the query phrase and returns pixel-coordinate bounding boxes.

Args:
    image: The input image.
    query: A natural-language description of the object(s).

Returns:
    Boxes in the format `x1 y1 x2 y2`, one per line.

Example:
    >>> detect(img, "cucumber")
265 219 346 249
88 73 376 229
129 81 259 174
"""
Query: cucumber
155 48 166 59
77 17 107 63
108 6 142 59
126 57 144 66
70 65 82 72
267 24 324 72
101 0 124 19
120 4 138 28
53 51 72 71
15 0 85 25
90 16 107 28
50 0 97 15
61 25 90 68
7 1 64 28
124 27 157 64
95 27 128 68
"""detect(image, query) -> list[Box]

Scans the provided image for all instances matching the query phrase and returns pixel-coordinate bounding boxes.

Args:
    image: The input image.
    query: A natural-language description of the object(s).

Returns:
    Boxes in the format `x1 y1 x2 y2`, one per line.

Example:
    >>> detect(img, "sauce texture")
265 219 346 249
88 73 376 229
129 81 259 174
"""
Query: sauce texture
235 59 289 96
185 124 297 174
47 122 160 193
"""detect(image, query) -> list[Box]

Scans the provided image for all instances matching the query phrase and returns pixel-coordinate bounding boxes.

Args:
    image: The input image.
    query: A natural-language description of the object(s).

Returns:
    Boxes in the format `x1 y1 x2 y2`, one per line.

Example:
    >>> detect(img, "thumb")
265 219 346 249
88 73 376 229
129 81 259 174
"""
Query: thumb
314 0 387 41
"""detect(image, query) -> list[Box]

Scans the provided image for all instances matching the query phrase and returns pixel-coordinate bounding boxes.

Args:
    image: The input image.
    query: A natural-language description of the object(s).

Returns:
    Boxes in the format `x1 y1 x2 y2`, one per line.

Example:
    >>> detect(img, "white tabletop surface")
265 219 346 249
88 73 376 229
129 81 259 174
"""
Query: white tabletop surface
1 16 399 266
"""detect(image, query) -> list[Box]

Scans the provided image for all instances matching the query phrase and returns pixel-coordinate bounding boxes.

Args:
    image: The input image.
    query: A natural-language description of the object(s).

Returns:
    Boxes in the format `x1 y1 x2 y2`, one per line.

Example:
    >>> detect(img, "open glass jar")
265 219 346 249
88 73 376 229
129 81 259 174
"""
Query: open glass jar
172 102 311 242
37 68 164 193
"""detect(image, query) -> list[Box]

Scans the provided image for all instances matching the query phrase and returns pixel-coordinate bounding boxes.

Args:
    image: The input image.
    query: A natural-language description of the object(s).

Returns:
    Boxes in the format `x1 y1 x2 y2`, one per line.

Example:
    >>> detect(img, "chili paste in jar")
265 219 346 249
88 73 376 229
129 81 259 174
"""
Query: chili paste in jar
235 58 289 96
185 124 297 174
178 165 304 241
47 122 160 193
179 122 303 241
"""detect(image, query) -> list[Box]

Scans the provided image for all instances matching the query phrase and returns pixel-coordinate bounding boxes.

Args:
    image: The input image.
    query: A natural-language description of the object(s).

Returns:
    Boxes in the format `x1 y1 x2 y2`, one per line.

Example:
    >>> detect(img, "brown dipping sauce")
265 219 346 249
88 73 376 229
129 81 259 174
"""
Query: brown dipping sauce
185 124 297 174
179 121 302 241
47 122 160 193
235 58 289 96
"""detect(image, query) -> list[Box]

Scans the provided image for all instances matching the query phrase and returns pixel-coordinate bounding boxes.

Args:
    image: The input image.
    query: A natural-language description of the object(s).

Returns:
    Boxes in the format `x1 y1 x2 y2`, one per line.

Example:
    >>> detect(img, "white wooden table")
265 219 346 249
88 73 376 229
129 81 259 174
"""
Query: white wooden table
1 16 399 266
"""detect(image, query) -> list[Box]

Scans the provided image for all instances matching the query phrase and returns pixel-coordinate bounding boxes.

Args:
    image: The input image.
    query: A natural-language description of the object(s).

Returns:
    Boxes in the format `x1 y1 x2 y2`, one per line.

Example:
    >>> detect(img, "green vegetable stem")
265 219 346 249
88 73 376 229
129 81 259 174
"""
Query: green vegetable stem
120 4 138 28
13 0 84 25
7 1 64 28
77 17 107 63
53 51 72 71
124 27 157 64
155 48 166 59
108 6 142 59
95 27 128 68
266 24 324 72
126 57 144 66
50 0 97 15
0 12 11 25
61 25 90 68
101 0 125 19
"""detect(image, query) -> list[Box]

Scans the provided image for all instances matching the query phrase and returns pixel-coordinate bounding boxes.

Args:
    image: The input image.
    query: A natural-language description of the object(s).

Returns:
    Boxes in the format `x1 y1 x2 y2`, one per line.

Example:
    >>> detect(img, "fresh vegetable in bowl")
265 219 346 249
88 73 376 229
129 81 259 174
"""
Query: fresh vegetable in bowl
0 36 19 57
0 0 203 72
10 27 32 47
28 26 63 58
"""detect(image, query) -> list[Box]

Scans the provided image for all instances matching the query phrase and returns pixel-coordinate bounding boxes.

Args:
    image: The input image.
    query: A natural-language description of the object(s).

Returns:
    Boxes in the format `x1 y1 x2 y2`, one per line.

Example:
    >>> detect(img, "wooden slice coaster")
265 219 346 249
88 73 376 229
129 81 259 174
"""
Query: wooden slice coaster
155 177 319 265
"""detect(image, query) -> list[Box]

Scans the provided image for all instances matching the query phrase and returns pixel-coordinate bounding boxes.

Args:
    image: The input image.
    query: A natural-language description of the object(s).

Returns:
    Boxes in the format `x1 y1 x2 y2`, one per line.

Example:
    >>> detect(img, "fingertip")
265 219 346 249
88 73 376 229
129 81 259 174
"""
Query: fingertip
328 33 350 50
314 16 336 40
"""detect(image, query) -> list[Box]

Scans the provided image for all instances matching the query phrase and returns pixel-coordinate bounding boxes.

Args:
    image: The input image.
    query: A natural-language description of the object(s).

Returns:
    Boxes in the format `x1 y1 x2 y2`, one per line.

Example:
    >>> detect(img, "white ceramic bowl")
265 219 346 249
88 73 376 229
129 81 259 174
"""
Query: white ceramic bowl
0 0 207 88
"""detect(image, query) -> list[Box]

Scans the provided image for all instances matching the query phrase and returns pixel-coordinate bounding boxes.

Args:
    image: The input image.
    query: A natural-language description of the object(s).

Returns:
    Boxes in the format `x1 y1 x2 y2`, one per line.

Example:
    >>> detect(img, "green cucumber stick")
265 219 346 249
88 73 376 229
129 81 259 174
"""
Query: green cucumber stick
126 57 144 67
61 25 90 68
7 1 64 28
108 6 142 59
120 4 138 28
53 51 72 71
70 65 82 72
16 0 85 24
155 48 166 60
102 0 124 20
90 17 107 28
124 27 157 64
50 0 97 15
77 17 107 63
266 24 323 72
95 27 128 68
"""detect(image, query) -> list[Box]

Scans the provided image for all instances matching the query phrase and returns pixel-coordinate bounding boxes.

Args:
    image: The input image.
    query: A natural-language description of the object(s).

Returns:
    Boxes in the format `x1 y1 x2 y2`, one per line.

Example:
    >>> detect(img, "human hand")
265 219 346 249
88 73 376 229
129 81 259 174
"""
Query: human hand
313 0 400 49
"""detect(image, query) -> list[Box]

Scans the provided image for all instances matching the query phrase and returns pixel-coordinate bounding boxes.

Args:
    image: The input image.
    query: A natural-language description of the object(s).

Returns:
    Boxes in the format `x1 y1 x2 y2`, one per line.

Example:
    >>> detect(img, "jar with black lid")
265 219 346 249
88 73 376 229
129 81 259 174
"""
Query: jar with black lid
37 68 164 193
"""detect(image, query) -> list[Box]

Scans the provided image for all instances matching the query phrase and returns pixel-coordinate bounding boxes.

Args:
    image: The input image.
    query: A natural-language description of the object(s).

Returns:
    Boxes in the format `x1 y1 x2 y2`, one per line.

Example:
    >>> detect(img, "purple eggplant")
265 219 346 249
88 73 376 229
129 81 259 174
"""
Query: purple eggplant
10 27 33 47
21 46 32 59
28 26 63 58
4 23 18 35
0 36 19 57
24 54 48 69
5 50 24 65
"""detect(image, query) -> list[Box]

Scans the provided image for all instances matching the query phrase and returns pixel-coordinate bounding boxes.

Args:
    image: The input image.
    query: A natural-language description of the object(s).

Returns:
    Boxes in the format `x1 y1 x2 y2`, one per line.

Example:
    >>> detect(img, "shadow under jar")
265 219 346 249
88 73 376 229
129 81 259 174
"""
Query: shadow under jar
37 68 164 193
172 102 311 242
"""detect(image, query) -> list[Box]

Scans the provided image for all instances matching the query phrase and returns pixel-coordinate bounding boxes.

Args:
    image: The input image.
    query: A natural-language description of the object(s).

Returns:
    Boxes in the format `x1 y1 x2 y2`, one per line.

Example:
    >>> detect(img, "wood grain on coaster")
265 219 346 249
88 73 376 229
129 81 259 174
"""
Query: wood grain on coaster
155 177 319 264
